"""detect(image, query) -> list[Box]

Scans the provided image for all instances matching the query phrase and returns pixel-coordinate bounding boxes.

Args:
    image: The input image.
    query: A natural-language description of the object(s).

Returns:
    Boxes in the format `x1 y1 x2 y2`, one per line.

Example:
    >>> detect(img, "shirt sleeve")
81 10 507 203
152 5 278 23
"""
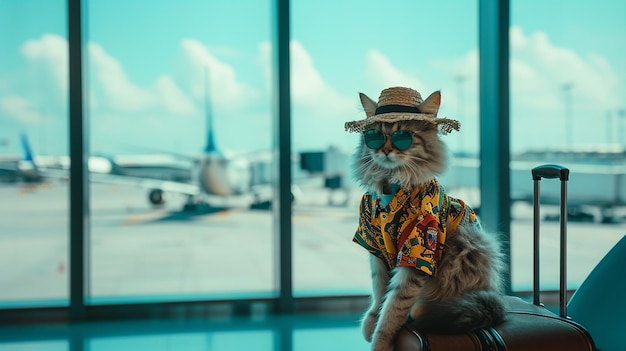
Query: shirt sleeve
352 193 383 259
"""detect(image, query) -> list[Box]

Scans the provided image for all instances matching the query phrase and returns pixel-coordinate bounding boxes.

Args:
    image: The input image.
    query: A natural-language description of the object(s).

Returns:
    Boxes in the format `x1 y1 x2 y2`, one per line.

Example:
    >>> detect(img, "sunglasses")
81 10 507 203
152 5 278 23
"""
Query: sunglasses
362 129 415 151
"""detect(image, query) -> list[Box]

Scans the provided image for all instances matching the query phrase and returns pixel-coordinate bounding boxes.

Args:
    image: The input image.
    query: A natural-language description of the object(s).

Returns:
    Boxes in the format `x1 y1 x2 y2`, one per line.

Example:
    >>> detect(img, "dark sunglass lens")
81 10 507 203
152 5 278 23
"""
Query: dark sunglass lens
364 129 385 149
392 131 413 150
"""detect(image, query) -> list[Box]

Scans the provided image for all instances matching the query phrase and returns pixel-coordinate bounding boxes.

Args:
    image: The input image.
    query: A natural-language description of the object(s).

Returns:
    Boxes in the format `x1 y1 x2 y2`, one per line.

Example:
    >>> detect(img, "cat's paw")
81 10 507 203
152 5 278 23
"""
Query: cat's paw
371 335 394 351
361 311 378 342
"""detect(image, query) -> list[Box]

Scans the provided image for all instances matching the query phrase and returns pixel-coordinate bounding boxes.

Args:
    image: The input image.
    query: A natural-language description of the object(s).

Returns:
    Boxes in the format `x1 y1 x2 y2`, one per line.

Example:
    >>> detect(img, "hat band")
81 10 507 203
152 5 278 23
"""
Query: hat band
375 104 421 115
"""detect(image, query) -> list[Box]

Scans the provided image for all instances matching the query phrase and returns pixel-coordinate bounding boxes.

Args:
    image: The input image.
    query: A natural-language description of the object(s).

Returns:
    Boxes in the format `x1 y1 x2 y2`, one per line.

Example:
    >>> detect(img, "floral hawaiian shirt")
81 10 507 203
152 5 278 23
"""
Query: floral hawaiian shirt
353 179 479 276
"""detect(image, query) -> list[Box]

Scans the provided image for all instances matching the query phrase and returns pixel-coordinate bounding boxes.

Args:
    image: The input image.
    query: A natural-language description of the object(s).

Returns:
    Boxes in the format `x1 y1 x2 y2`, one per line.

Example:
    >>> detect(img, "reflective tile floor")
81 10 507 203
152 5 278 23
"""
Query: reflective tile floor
0 312 370 351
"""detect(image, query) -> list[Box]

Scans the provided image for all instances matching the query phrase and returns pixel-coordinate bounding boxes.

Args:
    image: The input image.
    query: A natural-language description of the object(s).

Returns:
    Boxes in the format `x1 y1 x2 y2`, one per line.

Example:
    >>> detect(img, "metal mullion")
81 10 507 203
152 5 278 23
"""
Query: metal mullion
272 0 293 313
479 0 512 294
68 0 89 321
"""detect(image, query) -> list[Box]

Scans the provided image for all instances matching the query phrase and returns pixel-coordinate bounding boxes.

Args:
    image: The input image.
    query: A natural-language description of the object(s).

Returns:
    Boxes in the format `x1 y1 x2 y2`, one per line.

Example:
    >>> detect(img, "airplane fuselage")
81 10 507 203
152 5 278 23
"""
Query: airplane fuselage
197 153 251 197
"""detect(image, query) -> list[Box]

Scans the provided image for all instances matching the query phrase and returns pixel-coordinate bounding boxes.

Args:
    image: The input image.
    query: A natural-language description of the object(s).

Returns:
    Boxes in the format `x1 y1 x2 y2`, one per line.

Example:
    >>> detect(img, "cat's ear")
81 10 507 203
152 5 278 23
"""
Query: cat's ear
359 93 378 118
420 91 441 116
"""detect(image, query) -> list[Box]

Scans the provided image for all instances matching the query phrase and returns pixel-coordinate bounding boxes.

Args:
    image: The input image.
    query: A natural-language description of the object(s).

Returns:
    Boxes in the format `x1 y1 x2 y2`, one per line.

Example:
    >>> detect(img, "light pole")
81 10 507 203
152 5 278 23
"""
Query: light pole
606 111 612 146
562 83 574 150
619 109 626 147
455 74 466 155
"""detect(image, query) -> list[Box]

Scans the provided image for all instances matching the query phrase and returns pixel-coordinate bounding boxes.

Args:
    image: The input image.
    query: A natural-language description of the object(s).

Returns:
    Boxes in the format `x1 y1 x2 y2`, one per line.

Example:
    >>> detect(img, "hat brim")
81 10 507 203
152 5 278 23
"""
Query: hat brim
344 112 460 135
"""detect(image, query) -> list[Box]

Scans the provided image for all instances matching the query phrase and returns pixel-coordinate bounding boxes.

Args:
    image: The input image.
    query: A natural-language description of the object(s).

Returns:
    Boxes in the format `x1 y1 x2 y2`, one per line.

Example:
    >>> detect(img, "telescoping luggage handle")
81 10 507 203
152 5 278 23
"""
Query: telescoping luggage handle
532 164 570 319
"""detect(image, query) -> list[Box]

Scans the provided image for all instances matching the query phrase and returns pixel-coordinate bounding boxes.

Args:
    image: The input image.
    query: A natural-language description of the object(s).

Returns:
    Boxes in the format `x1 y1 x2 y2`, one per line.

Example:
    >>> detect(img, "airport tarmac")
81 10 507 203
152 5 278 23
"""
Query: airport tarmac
0 180 624 306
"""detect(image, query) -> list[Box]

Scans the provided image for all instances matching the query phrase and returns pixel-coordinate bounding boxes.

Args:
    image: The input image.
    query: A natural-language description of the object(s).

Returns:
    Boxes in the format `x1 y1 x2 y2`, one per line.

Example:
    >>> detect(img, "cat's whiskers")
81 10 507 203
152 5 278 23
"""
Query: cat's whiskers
357 156 376 173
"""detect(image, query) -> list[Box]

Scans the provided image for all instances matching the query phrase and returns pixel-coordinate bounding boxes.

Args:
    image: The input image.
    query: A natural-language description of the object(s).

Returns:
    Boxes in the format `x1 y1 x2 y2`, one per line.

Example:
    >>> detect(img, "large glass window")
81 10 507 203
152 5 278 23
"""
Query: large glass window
291 0 480 296
0 0 69 307
510 0 626 292
4 0 625 318
85 1 275 303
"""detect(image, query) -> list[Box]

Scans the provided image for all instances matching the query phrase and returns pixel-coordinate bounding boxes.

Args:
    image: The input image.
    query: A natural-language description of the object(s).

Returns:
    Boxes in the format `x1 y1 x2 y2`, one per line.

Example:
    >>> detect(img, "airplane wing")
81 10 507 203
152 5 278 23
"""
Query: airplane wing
0 163 17 172
89 172 199 196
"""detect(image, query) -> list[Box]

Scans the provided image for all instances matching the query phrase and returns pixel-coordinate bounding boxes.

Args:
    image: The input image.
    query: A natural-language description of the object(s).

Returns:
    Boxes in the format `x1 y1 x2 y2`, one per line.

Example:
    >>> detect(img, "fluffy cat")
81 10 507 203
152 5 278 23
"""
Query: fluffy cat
350 89 505 351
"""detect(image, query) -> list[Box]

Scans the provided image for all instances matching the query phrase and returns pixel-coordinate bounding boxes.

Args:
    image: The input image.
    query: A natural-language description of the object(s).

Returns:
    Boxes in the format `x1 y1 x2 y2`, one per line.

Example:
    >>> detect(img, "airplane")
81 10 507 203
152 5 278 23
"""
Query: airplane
0 132 119 184
0 156 19 182
106 153 192 183
131 119 279 211
4 83 303 212
0 133 60 183
2 126 283 212
122 85 281 211
0 133 43 183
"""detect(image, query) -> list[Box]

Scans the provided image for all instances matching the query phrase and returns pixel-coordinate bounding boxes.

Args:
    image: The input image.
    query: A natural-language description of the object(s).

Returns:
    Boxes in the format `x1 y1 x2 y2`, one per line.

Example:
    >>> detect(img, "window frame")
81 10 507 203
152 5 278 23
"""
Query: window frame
0 0 512 322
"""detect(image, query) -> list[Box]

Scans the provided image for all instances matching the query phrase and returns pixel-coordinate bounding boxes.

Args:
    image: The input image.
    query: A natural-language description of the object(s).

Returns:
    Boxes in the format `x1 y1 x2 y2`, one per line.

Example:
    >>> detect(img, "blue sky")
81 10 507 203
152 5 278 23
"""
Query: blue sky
0 0 624 157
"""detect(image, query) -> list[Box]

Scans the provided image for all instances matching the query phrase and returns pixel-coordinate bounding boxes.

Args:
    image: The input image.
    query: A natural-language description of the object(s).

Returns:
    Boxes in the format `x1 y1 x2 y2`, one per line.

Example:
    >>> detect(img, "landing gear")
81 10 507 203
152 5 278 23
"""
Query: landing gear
182 195 207 212
182 202 194 211
148 188 165 206
249 191 296 210
601 207 616 223
250 199 272 210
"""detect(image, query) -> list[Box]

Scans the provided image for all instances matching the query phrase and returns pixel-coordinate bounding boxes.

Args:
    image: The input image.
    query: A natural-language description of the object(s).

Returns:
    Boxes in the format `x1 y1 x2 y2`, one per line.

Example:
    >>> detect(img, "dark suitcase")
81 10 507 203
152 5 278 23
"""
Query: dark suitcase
395 164 596 351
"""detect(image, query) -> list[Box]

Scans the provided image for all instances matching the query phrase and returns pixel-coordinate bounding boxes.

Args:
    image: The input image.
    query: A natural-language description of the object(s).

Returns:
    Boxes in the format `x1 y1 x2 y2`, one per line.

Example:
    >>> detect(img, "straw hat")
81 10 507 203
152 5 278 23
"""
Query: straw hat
344 87 460 134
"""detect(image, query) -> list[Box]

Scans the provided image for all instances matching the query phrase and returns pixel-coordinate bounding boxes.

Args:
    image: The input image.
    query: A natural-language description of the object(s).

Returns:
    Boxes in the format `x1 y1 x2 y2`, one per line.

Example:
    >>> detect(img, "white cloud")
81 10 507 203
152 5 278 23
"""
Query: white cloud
179 38 257 108
258 41 272 92
8 29 621 153
258 40 359 150
290 41 353 109
258 40 355 114
154 76 197 116
510 26 621 110
88 42 154 112
509 26 623 150
362 50 477 118
13 34 199 119
364 50 477 123
365 50 423 90
289 40 329 101
0 96 42 123
21 34 68 94
89 42 197 116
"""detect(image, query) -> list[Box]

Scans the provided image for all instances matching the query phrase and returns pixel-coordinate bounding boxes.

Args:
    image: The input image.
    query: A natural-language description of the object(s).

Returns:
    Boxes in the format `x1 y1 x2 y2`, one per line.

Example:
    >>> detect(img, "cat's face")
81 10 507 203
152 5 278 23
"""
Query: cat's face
353 121 447 190
352 91 448 191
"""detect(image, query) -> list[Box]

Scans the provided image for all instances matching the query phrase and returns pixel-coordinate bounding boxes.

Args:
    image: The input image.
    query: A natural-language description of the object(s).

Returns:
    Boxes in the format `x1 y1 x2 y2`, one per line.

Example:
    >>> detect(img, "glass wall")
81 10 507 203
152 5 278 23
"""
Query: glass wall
291 0 480 296
85 0 275 303
0 0 69 307
510 0 626 292
2 0 625 317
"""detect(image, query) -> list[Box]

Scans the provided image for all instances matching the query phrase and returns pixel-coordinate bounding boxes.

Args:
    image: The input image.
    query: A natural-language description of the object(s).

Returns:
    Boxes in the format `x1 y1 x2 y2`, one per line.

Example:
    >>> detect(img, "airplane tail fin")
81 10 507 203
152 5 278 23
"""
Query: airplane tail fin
19 132 38 170
205 117 217 153
203 68 218 154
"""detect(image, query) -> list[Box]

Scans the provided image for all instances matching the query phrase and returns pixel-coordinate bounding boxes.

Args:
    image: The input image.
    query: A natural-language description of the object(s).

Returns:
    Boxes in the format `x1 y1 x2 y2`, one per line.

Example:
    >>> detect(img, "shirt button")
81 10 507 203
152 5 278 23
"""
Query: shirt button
381 214 387 220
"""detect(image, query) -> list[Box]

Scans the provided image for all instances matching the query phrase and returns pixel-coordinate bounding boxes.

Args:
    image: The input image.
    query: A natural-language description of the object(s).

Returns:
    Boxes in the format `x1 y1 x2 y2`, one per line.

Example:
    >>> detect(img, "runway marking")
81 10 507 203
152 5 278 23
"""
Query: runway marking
125 210 167 225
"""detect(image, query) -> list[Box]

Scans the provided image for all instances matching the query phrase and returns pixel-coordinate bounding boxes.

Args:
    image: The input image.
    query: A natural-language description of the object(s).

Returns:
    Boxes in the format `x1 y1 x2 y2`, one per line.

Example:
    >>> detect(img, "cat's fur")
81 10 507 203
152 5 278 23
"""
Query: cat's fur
353 90 505 351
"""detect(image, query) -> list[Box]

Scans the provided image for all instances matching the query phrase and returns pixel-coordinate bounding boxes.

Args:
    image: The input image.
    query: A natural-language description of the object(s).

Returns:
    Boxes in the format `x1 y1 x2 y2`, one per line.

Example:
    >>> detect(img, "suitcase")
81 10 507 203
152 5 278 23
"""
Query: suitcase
395 164 596 351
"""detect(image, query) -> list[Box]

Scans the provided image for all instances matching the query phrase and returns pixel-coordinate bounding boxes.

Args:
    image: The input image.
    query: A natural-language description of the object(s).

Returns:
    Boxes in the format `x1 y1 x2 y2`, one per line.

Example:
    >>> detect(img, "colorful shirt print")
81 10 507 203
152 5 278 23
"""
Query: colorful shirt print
353 179 479 276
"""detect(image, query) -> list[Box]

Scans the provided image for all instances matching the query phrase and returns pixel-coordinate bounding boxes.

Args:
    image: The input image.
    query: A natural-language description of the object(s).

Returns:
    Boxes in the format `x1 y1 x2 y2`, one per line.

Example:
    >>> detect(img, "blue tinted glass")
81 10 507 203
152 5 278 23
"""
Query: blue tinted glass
391 131 413 150
364 130 385 149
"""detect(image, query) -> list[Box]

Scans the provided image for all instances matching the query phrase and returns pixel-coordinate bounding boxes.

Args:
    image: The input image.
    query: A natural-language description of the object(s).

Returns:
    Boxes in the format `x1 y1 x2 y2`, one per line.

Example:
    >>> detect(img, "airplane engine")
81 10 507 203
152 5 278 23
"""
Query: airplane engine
148 188 165 205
